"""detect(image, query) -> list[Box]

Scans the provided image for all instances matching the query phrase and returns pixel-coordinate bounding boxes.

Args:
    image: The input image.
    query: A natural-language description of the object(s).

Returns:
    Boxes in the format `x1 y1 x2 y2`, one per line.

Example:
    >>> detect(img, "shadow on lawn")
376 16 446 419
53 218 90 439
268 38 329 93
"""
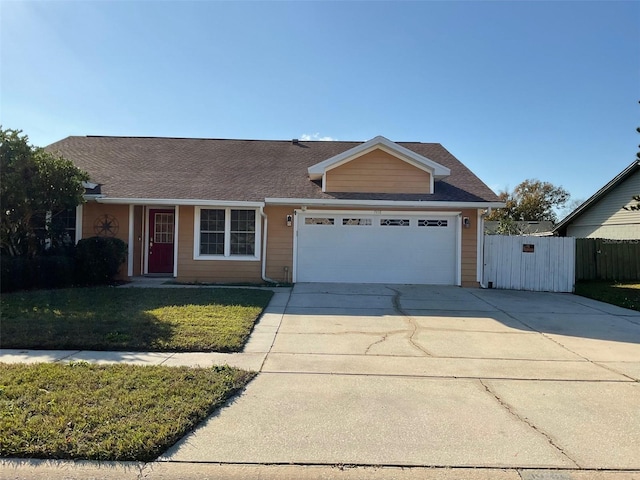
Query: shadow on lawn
0 287 273 352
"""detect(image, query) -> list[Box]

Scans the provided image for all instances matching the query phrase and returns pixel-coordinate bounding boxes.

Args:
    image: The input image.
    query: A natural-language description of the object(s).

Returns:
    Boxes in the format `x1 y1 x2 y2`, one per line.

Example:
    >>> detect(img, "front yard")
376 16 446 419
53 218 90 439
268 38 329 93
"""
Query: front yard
575 281 640 312
0 287 274 352
0 362 254 460
0 287 272 461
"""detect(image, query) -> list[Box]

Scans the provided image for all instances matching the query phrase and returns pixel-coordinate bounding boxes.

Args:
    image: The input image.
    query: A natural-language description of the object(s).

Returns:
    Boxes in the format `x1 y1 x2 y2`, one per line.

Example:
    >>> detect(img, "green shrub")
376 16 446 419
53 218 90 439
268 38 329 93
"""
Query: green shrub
36 254 76 289
1 256 30 292
76 237 127 285
0 254 76 292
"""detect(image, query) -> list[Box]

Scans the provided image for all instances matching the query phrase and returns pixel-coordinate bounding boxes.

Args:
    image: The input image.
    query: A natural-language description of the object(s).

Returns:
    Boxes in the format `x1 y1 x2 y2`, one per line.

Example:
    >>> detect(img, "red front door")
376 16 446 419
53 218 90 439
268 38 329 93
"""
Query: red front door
148 209 174 274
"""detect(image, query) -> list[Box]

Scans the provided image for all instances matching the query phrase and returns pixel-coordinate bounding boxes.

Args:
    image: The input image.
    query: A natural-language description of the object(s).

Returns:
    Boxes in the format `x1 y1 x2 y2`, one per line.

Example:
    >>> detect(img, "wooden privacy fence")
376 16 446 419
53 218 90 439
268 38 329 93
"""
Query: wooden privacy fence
575 238 640 281
483 235 575 292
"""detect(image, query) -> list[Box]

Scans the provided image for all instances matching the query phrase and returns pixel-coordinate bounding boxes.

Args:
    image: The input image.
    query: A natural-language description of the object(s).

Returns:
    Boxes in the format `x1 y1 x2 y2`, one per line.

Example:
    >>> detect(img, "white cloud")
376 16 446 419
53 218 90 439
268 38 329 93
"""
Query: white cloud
300 132 337 141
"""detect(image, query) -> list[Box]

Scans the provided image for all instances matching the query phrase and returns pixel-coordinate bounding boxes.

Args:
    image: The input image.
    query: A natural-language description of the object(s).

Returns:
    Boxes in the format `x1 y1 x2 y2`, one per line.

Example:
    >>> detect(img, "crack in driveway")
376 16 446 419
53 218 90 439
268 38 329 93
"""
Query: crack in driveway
364 332 391 354
386 287 432 356
479 380 580 468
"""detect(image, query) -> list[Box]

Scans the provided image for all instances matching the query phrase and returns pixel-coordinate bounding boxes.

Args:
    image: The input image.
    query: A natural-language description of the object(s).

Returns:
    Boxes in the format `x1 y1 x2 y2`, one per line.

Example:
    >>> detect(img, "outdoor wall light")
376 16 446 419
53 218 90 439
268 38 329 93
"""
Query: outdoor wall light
463 217 470 228
286 214 292 227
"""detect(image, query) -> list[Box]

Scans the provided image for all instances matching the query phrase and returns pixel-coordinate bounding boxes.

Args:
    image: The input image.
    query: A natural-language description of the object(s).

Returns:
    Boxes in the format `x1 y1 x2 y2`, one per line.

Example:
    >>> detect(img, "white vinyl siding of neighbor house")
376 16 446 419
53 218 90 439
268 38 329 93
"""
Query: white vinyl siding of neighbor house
566 170 640 239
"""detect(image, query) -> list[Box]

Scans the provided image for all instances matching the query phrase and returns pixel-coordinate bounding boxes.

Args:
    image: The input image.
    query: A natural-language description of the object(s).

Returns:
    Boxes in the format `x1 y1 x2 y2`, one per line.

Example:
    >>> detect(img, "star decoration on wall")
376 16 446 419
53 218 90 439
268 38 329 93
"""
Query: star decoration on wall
94 214 119 236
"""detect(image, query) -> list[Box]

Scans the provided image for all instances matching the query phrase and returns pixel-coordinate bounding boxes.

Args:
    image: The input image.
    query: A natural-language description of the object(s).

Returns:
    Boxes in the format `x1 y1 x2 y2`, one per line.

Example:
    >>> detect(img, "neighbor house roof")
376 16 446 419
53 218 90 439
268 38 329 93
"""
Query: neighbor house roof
553 159 640 235
484 221 554 235
46 136 501 204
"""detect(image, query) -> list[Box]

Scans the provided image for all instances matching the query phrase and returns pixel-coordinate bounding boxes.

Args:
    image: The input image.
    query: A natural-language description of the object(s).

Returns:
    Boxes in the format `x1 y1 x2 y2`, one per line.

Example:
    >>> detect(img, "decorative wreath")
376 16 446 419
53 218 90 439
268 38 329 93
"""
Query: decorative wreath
93 214 119 237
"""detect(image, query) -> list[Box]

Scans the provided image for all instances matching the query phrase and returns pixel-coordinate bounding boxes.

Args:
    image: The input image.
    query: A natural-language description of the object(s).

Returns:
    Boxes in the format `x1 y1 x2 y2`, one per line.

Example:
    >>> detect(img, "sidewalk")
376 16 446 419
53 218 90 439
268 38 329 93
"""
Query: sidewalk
2 459 639 480
0 286 292 371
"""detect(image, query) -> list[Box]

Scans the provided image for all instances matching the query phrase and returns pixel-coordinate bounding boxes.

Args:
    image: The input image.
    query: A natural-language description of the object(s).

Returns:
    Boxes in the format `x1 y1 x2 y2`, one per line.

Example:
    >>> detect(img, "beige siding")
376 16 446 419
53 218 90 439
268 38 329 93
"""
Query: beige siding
92 202 482 286
81 203 130 278
325 149 431 194
176 206 262 283
264 205 295 283
460 209 479 287
566 170 640 239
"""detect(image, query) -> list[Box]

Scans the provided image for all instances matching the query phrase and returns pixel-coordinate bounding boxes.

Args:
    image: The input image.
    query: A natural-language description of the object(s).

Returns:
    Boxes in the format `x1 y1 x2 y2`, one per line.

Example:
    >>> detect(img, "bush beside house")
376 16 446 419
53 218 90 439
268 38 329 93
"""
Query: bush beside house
0 128 119 292
1 237 127 292
75 237 128 286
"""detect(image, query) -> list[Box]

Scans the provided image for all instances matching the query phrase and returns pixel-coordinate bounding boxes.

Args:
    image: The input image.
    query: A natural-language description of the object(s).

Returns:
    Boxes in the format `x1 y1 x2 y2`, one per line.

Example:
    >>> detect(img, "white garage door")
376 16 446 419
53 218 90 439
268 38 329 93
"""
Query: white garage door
295 212 459 284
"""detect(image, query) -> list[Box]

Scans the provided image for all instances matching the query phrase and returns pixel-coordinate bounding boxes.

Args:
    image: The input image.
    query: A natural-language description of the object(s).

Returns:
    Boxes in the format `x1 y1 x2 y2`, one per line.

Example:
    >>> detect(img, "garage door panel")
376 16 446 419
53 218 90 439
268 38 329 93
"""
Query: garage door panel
296 213 457 284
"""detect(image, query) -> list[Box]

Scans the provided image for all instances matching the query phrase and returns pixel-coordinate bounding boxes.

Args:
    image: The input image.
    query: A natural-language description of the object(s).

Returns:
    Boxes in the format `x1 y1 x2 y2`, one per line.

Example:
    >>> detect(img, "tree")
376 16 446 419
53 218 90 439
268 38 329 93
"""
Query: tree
486 179 570 225
558 197 586 221
1 128 89 257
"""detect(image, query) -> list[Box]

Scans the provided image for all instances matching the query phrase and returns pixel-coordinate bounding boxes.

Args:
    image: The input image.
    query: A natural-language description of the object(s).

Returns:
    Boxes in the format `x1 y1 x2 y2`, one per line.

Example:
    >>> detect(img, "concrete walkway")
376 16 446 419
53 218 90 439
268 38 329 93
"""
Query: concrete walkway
0 286 292 371
2 283 640 480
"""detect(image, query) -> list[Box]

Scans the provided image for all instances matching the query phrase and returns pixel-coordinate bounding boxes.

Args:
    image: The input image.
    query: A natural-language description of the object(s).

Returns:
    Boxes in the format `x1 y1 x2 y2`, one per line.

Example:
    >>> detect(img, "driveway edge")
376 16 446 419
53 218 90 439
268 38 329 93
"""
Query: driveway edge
3 459 640 480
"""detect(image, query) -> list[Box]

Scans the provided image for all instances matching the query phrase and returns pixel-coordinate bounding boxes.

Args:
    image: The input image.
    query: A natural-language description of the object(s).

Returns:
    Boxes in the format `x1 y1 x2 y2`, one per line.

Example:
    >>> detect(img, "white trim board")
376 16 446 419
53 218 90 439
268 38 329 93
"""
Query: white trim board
128 205 134 277
173 205 179 278
94 198 265 207
268 198 505 209
295 209 461 216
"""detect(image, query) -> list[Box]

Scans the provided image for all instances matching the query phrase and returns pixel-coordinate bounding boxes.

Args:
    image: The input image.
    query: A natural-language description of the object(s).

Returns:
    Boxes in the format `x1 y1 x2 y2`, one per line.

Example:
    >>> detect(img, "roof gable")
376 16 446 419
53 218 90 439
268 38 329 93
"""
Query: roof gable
323 149 432 194
554 160 640 235
307 136 451 182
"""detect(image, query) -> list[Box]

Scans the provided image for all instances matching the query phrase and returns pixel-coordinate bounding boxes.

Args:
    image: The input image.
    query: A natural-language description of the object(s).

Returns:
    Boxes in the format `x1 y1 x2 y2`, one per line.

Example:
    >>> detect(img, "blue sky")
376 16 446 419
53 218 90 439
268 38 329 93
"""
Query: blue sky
1 0 638 211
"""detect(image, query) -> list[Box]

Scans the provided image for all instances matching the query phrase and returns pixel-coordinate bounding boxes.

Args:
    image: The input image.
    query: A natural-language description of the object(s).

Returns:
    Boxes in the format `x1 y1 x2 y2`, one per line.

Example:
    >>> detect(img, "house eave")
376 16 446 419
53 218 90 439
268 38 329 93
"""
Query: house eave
265 198 505 209
83 194 106 201
91 197 265 207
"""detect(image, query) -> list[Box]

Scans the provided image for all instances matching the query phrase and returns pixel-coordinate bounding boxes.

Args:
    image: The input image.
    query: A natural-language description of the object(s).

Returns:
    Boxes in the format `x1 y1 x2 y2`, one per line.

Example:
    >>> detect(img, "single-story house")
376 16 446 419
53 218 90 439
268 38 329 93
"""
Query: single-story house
553 160 640 239
46 135 503 286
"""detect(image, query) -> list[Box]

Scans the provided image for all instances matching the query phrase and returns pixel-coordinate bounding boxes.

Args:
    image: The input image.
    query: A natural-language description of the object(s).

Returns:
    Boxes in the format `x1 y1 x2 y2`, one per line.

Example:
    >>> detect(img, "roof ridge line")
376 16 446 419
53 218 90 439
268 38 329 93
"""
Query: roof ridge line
80 135 437 144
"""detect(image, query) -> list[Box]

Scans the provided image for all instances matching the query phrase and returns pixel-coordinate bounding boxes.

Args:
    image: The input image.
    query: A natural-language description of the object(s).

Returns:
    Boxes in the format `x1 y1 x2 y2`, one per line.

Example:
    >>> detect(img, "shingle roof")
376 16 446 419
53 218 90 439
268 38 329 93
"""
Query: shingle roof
45 136 500 203
553 159 640 235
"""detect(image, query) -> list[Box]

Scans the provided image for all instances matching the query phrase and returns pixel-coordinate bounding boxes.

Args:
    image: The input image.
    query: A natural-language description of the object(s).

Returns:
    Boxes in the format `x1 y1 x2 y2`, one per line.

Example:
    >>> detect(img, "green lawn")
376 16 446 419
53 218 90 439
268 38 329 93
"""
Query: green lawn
0 362 254 461
575 281 640 312
0 287 273 352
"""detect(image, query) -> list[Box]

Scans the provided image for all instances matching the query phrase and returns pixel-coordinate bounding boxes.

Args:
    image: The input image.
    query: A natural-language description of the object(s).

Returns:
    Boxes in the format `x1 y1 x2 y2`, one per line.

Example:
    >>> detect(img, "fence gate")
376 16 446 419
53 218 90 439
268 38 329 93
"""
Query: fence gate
483 235 575 292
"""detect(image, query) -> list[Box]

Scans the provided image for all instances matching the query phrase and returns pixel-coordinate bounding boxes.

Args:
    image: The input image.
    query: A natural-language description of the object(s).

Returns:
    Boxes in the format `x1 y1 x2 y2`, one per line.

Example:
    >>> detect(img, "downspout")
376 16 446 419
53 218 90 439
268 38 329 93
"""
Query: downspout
479 207 491 288
260 207 280 285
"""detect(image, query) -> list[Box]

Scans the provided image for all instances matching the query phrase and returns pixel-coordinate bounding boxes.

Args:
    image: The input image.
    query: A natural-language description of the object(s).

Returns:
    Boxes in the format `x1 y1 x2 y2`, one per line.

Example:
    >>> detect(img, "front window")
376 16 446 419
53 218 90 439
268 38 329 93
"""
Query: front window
31 208 77 252
196 207 259 259
200 209 225 255
53 208 77 245
230 210 256 255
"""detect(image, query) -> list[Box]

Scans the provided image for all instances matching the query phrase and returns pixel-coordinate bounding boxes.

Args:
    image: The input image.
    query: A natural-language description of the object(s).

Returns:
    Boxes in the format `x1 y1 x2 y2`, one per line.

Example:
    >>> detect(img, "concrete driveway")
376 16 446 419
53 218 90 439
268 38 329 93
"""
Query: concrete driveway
161 284 640 471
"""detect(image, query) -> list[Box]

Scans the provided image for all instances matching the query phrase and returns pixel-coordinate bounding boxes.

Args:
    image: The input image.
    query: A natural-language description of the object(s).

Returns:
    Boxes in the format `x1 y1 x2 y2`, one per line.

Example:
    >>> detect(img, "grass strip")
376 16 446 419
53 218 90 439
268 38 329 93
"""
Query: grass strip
575 281 640 312
0 287 273 352
0 362 254 461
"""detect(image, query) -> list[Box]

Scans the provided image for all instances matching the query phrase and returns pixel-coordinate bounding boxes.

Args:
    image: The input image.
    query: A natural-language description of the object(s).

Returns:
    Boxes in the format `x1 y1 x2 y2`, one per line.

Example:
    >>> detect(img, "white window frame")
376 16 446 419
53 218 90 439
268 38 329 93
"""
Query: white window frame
40 207 80 250
193 206 261 261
